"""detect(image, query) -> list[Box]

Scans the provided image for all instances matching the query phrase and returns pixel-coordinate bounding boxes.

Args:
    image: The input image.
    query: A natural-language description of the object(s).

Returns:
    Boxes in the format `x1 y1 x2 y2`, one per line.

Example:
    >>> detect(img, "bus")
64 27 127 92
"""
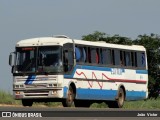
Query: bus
9 35 148 108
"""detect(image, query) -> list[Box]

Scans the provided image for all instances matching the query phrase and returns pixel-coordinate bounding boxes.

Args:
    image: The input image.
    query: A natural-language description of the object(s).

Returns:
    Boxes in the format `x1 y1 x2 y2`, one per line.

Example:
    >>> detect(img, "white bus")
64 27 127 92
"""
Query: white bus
9 35 148 108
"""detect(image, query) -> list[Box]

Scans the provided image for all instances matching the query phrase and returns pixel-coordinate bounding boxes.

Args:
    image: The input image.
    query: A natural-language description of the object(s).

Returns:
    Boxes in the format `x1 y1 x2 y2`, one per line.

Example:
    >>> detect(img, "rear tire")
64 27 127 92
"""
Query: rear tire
22 99 33 107
62 86 75 107
108 87 125 108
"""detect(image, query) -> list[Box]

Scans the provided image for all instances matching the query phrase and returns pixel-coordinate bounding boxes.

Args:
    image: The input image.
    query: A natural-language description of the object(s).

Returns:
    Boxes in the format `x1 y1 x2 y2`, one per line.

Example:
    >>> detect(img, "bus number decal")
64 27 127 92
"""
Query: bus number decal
111 68 123 75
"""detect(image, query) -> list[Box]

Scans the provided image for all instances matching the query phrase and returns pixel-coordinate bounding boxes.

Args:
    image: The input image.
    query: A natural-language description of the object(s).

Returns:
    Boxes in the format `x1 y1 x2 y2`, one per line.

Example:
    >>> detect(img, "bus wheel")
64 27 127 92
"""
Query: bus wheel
108 88 125 108
116 87 125 108
22 99 33 107
62 86 75 107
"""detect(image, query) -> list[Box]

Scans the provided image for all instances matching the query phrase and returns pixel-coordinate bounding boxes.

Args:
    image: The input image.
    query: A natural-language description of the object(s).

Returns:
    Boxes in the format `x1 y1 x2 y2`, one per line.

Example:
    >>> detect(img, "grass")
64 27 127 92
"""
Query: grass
90 98 160 109
90 102 107 108
0 90 20 105
123 98 160 109
33 102 62 107
1 90 160 109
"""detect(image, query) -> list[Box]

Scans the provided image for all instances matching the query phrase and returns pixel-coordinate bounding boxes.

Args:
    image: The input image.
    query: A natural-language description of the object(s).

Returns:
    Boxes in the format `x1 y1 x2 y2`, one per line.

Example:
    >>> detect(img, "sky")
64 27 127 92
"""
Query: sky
0 0 160 92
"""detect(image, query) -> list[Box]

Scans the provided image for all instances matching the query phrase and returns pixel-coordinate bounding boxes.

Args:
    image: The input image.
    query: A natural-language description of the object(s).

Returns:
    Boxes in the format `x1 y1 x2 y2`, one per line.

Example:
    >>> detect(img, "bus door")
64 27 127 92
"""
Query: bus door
63 43 74 73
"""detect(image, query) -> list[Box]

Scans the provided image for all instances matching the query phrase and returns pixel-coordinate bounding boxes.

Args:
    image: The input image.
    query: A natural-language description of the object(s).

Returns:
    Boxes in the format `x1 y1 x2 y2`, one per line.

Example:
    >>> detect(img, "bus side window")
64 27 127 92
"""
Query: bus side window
91 48 99 64
80 47 86 63
141 53 146 67
102 49 107 65
75 47 81 62
125 51 131 66
96 48 99 64
120 51 125 66
114 49 120 66
137 52 146 68
97 48 113 65
75 46 87 63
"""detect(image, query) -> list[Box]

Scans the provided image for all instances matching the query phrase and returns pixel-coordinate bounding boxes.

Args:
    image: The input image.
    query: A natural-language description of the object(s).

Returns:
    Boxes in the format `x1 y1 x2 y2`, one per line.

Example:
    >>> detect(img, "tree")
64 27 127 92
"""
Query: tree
105 34 132 45
82 31 106 41
133 34 160 98
82 31 132 45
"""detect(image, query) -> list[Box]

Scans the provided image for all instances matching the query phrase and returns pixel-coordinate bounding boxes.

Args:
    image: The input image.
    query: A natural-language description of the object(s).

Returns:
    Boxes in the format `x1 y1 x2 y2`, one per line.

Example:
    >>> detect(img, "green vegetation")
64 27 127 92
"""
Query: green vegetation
90 102 107 108
0 90 20 105
34 102 62 107
90 98 160 109
123 98 160 109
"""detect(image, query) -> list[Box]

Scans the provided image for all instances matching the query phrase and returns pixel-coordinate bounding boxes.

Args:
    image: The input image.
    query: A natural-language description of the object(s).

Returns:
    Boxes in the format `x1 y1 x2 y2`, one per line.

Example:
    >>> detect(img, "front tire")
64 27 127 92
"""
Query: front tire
62 86 75 107
22 99 33 107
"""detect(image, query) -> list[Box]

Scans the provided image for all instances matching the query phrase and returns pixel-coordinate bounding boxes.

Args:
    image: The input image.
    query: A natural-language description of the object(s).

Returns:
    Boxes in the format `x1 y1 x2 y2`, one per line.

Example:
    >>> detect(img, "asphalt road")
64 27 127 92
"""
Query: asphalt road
0 107 159 120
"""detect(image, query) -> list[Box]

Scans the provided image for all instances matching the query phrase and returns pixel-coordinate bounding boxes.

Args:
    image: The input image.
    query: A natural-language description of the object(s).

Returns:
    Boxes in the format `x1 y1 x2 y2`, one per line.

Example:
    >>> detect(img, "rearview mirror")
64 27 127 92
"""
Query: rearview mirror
9 52 15 67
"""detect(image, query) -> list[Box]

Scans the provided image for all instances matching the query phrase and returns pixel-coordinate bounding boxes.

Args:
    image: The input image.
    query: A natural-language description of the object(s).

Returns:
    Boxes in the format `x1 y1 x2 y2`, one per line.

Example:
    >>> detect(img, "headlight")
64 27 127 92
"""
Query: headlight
48 84 54 87
47 84 57 87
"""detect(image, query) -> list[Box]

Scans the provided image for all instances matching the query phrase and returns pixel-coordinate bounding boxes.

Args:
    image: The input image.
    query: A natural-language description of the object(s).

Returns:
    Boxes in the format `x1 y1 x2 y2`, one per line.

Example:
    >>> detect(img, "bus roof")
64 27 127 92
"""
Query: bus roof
16 36 146 51
74 39 146 51
16 37 73 47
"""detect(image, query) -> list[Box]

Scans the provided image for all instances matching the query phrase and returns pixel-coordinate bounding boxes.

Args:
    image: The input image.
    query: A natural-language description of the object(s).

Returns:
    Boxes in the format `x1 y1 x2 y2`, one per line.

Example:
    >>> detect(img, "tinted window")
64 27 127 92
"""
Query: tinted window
137 52 146 68
114 50 120 65
125 51 131 66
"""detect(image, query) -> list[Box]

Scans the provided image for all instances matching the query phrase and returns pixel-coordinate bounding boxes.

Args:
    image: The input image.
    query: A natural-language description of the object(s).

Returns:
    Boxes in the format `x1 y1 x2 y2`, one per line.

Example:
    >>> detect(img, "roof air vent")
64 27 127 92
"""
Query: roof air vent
53 35 69 38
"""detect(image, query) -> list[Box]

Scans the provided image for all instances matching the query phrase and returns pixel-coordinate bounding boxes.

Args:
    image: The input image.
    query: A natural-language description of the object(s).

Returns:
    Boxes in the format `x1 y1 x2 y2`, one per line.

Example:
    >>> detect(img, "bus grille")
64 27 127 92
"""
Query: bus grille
25 83 47 88
15 76 57 82
24 91 49 96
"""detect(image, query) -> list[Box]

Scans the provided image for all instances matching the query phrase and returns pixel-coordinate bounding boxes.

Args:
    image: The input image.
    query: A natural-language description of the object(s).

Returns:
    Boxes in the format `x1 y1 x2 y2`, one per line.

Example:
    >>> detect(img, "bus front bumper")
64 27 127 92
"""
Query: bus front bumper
13 88 63 99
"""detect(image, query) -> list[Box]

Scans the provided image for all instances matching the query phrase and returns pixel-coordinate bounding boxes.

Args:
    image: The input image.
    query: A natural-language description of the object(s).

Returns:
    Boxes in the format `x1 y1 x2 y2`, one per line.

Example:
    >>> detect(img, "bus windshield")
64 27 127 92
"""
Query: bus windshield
15 46 63 74
37 46 63 73
15 47 36 73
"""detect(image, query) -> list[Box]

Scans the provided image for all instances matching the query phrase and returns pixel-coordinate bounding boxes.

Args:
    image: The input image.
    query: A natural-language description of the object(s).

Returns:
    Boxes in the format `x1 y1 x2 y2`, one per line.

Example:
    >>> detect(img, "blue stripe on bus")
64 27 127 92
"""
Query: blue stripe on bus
125 91 147 100
63 87 146 101
136 70 148 74
64 65 148 78
25 75 36 85
81 65 112 71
